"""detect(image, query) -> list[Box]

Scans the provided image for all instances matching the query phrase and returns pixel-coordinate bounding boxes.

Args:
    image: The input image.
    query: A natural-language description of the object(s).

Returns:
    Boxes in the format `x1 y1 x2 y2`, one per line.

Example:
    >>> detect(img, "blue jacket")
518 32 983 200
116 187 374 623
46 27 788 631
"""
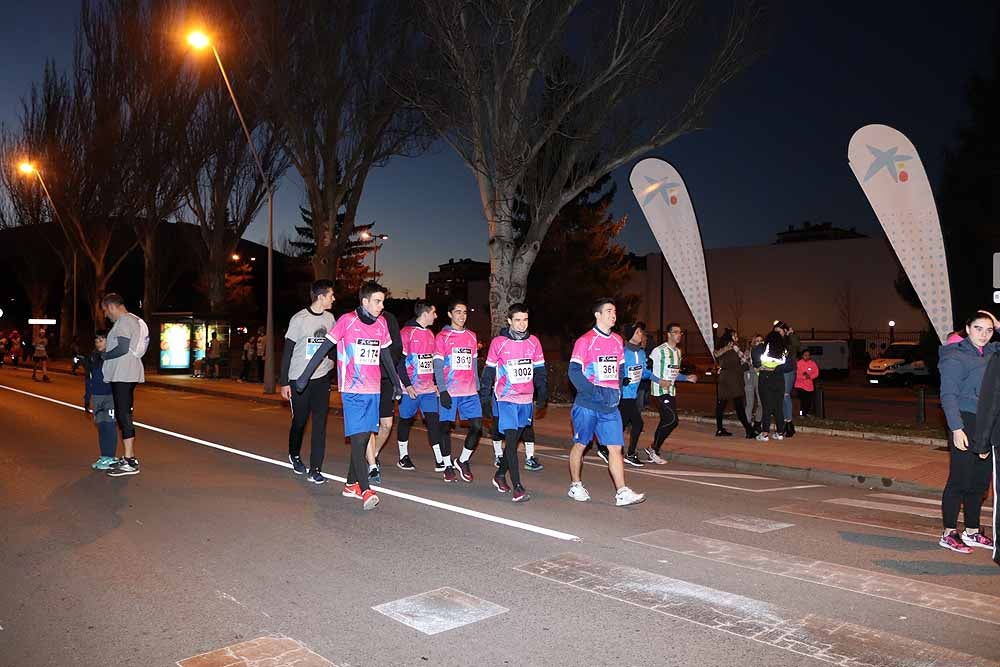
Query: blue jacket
620 344 650 400
84 351 112 403
939 338 1000 431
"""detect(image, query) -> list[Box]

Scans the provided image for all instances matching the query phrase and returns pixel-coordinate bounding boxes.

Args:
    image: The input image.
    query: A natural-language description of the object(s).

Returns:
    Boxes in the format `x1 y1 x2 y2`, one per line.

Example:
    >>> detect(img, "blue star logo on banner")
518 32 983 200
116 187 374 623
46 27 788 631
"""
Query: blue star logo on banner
642 176 681 206
862 145 913 183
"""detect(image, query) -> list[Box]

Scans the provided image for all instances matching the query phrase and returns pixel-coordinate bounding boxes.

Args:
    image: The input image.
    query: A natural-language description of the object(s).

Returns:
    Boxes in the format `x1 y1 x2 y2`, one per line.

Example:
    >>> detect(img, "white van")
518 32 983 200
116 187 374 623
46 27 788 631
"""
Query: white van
799 339 849 378
867 341 929 386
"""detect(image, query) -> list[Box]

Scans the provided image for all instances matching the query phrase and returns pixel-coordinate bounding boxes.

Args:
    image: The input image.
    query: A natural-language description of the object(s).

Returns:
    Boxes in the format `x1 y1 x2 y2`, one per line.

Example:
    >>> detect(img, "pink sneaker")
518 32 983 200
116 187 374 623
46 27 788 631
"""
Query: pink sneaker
939 531 974 554
960 531 995 550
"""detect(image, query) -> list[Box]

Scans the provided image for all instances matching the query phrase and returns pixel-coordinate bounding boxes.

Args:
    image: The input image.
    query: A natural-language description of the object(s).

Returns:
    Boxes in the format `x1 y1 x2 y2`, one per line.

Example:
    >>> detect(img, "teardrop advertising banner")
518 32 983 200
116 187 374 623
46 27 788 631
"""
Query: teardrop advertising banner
848 124 952 343
630 157 714 356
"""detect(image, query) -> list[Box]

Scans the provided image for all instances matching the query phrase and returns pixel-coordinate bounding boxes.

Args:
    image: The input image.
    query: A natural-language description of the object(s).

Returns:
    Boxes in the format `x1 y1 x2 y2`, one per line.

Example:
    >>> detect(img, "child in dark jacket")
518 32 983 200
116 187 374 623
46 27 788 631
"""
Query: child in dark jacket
84 331 119 470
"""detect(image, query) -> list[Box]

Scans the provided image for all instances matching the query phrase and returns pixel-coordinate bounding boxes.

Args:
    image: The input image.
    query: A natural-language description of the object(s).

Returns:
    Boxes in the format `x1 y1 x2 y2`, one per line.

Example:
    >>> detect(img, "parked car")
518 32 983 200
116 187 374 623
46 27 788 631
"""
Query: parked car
867 341 930 386
799 339 850 379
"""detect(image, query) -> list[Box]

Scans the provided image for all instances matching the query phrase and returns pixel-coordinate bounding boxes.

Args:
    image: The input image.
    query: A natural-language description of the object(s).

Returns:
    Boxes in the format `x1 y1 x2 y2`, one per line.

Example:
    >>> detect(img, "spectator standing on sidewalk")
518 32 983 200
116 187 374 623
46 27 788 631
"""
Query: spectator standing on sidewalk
773 321 799 438
744 334 764 431
714 329 754 438
206 332 223 379
255 326 267 382
9 329 21 366
795 349 820 417
70 336 82 375
32 326 50 382
239 333 256 382
936 310 998 554
753 330 791 441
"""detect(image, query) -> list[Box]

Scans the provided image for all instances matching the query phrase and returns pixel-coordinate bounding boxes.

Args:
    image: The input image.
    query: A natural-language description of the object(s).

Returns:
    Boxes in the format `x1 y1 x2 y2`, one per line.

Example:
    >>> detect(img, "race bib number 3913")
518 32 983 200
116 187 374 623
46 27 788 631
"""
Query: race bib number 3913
354 339 381 366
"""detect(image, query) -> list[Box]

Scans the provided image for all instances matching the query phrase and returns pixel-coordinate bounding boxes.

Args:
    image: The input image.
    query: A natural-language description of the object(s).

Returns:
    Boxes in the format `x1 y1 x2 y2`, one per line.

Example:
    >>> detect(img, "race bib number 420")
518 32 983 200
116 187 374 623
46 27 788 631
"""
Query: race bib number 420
451 347 473 371
597 355 618 382
505 358 534 384
354 339 381 366
416 353 434 375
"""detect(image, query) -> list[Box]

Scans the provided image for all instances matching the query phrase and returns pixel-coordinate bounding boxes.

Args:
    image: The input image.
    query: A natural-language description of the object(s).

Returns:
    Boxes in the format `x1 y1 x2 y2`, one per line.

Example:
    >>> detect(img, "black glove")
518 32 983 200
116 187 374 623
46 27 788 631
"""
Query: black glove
439 391 453 409
622 377 631 387
645 357 653 370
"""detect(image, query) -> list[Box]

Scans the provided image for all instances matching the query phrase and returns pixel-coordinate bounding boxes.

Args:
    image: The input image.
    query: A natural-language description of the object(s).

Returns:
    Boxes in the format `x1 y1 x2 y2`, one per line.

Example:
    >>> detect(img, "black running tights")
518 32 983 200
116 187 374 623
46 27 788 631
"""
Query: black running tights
942 411 992 530
398 412 445 455
497 428 523 488
346 432 372 492
619 398 644 456
443 417 483 454
715 397 751 433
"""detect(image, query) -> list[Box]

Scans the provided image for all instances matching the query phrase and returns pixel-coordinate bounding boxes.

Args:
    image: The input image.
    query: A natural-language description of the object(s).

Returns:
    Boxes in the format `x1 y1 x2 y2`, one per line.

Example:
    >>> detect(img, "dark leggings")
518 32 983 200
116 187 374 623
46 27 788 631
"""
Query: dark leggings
619 398 644 456
443 417 483 454
497 428 523 488
716 397 752 432
346 432 372 492
758 372 785 432
110 382 137 439
797 389 814 416
492 422 535 443
398 411 445 455
288 372 331 470
652 394 677 453
942 411 992 530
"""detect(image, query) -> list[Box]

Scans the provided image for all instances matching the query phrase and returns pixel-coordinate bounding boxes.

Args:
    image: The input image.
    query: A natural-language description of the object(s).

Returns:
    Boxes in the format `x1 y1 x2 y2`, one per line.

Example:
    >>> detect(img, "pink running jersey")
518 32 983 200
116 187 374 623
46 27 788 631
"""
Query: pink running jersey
570 328 624 390
327 311 391 394
485 335 545 404
401 324 438 394
434 327 479 397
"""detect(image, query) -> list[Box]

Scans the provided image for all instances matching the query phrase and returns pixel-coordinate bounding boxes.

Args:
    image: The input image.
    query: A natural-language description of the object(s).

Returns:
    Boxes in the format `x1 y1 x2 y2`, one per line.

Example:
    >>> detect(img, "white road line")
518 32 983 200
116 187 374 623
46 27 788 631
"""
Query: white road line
0 383 580 542
825 497 939 519
704 515 794 533
770 504 938 537
868 493 993 515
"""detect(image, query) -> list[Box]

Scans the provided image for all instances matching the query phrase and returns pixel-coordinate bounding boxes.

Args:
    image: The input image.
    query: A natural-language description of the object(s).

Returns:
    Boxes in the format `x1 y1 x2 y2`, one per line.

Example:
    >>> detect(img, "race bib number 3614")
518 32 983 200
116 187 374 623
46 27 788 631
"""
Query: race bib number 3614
354 339 381 366
597 355 618 382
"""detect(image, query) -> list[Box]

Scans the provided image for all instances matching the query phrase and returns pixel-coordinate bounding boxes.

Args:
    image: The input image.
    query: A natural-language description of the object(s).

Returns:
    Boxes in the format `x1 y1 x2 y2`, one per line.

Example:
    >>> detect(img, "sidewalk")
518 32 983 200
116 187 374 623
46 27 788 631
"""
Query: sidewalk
19 359 953 495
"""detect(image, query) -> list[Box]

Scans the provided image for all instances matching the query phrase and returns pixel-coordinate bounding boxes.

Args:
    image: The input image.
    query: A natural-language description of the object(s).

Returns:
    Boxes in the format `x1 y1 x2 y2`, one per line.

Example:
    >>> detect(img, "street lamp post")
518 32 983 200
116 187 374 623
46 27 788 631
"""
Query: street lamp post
888 320 896 344
359 228 390 279
187 31 277 394
18 162 77 339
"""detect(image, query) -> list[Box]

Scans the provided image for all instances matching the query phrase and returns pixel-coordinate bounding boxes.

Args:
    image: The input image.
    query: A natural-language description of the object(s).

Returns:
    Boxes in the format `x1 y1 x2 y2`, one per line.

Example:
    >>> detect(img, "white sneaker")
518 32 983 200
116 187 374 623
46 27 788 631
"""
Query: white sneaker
615 486 645 506
643 448 667 465
755 433 769 442
568 482 591 502
772 433 784 441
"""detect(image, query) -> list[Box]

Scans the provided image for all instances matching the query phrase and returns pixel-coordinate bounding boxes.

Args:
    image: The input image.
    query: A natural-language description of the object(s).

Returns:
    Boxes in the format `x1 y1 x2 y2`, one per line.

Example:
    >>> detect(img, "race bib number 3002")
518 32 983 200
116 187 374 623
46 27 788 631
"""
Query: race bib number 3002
354 339 381 366
597 355 619 382
505 358 534 384
451 347 473 371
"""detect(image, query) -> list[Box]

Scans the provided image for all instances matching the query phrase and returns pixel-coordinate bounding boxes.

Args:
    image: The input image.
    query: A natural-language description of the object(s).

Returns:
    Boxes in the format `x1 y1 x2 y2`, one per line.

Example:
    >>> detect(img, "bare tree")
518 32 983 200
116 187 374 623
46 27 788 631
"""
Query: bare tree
406 0 760 331
726 285 745 334
184 80 288 312
834 280 864 337
249 0 432 281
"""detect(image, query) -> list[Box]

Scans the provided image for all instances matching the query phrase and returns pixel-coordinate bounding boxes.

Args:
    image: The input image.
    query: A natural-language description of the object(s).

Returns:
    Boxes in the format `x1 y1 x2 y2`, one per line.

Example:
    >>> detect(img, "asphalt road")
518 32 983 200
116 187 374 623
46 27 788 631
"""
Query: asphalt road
0 370 996 667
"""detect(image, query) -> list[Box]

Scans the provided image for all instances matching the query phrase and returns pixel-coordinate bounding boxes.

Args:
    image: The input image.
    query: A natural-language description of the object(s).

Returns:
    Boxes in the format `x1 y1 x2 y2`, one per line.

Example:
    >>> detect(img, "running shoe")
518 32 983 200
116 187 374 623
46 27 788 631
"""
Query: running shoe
643 448 666 465
525 456 544 471
755 433 770 442
288 454 306 475
397 455 416 471
492 474 510 493
772 433 784 441
362 489 380 510
368 467 381 485
443 466 458 483
106 457 139 477
715 429 733 437
434 461 447 473
624 453 644 467
512 485 530 502
567 482 591 502
91 456 116 470
615 486 645 507
961 531 995 550
596 447 610 464
939 531 973 553
456 460 473 482
307 468 326 484
342 482 363 499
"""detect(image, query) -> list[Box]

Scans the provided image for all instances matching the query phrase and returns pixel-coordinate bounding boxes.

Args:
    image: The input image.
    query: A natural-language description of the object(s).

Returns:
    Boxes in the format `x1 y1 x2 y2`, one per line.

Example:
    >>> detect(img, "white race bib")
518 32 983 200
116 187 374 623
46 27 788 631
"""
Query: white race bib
451 347 473 371
416 353 434 375
663 365 680 381
596 355 619 382
354 338 381 366
627 365 643 383
505 358 534 384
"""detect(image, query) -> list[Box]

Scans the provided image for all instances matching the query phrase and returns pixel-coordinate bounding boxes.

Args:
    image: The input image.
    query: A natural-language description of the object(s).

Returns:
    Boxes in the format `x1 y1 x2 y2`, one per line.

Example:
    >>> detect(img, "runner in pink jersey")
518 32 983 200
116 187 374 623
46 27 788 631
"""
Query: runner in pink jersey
479 303 547 502
567 298 644 507
434 299 483 482
295 282 401 511
395 301 454 480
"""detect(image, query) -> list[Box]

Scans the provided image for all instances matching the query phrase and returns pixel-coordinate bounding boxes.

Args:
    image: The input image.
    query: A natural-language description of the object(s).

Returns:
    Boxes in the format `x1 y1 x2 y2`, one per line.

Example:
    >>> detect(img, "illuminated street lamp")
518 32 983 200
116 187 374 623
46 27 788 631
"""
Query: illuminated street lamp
187 30 277 394
889 320 896 343
359 227 390 279
17 162 78 338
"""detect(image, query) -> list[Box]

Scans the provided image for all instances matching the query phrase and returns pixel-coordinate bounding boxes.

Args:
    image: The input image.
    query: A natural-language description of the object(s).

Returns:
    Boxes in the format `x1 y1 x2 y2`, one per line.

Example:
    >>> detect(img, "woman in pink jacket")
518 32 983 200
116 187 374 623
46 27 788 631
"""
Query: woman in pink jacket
794 349 820 417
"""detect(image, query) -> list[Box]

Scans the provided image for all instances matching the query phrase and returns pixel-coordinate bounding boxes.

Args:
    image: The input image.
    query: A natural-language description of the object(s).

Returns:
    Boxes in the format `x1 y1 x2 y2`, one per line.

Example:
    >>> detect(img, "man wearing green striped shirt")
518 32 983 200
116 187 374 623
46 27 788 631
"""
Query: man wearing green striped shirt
646 323 697 464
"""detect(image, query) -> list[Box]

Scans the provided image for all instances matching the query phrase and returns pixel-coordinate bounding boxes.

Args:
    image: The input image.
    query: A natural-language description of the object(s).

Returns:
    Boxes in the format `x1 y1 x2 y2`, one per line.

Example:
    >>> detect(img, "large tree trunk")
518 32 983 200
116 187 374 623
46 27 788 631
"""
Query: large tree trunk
140 234 160 320
309 205 338 281
58 267 74 350
207 256 226 314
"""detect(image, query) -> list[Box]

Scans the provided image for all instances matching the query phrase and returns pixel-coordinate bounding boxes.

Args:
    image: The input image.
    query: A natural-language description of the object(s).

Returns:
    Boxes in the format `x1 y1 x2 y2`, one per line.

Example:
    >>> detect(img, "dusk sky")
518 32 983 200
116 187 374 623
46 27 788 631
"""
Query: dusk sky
1 2 996 296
